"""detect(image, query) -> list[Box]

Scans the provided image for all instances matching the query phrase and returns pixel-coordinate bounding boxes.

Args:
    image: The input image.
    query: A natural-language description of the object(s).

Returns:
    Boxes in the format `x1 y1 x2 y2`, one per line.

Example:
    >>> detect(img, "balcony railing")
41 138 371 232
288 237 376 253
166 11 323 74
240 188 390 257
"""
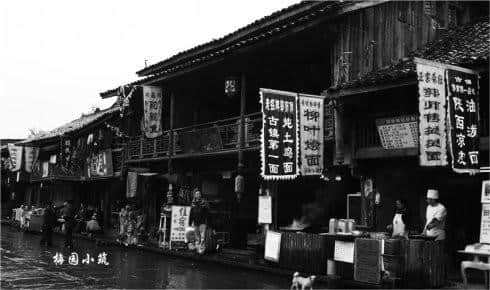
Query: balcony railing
126 112 262 161
30 149 124 181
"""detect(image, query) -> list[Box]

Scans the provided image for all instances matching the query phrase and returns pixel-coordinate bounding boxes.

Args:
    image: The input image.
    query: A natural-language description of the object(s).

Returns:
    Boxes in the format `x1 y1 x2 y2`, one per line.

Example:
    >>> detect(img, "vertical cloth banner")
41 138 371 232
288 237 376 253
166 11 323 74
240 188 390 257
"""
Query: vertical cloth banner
260 88 299 180
299 94 324 175
24 147 39 173
87 149 114 178
142 85 163 138
446 68 480 174
126 171 138 198
7 144 23 171
415 59 448 166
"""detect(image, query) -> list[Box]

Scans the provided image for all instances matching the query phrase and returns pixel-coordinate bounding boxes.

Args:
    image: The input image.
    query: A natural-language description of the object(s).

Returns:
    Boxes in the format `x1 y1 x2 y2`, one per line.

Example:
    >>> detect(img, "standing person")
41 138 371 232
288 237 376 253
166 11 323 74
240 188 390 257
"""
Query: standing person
74 203 87 234
86 214 101 239
189 189 209 254
422 189 447 241
60 200 75 249
387 198 410 238
117 205 129 243
40 201 57 246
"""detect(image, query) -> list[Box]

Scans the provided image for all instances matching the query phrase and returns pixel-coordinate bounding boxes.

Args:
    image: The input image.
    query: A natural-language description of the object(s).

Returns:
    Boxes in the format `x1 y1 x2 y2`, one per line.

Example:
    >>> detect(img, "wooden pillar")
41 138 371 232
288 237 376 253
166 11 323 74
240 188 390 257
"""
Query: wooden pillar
167 91 175 203
104 185 111 230
237 73 247 171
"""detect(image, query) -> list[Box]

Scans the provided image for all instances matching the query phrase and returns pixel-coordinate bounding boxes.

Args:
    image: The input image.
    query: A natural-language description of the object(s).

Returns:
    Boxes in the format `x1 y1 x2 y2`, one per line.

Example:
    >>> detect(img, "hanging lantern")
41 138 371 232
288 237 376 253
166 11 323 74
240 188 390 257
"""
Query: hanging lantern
235 174 244 202
224 77 239 97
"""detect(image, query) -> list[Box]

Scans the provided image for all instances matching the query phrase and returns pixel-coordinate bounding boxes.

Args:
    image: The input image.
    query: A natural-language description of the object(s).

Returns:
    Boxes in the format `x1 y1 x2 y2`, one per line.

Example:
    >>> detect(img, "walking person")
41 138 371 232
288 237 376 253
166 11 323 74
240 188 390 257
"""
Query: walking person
86 214 101 239
59 200 75 249
40 201 57 246
189 189 209 254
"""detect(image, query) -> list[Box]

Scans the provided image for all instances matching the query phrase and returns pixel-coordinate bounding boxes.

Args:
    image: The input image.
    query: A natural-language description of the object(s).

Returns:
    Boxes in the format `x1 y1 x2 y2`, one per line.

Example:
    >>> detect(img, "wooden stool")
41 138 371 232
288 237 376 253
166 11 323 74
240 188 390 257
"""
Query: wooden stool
461 261 490 289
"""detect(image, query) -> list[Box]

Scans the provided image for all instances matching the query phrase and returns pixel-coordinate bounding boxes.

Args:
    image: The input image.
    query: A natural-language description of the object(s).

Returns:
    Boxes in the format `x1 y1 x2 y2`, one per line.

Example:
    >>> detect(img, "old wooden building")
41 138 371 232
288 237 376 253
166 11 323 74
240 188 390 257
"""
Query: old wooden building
99 0 489 283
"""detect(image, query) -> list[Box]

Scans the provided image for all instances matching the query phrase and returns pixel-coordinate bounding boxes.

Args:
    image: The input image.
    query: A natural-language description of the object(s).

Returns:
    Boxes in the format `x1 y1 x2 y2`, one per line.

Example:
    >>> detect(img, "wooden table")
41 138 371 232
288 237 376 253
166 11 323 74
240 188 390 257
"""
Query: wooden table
457 250 490 289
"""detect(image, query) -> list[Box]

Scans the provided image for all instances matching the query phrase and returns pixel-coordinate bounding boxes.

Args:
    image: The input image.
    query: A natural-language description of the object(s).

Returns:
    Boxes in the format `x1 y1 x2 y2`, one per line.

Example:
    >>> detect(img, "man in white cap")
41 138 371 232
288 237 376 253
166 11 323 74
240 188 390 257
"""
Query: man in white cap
423 189 447 241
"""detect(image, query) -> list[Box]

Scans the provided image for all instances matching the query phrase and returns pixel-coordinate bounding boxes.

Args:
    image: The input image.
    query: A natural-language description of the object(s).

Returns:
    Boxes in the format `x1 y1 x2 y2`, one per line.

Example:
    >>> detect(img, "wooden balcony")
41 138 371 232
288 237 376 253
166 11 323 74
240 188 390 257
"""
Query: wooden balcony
354 116 489 160
30 149 124 182
126 113 262 161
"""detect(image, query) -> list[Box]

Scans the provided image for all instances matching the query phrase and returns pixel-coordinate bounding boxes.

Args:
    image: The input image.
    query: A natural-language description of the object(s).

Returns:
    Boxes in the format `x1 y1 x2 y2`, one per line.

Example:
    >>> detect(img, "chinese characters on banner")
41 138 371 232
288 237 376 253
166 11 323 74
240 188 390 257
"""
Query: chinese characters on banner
24 147 39 173
299 94 324 175
446 68 480 174
416 61 448 166
376 115 418 149
7 144 22 171
260 89 299 180
481 204 490 244
142 86 163 138
170 206 191 242
86 149 113 178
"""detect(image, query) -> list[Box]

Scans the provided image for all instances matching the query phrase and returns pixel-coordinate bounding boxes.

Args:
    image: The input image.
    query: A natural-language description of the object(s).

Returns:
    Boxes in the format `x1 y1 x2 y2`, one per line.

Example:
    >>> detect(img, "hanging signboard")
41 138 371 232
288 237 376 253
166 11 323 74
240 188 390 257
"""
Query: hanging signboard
142 85 163 138
480 203 490 244
299 94 324 175
376 115 418 149
264 230 281 262
7 144 22 171
24 147 39 173
258 195 272 224
260 88 299 180
86 149 113 178
170 205 191 242
482 180 490 204
324 99 335 141
42 161 49 177
334 240 355 263
446 67 480 174
415 59 448 166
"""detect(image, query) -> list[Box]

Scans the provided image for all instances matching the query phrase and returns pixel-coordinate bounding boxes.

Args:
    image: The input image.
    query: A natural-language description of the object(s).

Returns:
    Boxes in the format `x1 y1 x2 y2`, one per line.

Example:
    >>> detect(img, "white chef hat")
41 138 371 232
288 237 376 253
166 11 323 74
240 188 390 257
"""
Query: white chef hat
427 189 439 199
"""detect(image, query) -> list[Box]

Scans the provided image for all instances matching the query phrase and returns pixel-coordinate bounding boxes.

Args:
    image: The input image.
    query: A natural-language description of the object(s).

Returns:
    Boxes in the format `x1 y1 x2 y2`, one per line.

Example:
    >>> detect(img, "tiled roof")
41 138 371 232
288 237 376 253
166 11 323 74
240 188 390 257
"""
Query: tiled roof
331 19 490 91
19 104 120 144
101 0 347 97
136 1 337 77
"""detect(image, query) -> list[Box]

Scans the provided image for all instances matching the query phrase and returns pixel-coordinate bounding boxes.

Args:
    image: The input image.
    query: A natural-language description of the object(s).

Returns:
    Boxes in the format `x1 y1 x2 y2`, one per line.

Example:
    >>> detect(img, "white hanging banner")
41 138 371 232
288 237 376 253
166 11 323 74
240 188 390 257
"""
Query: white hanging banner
415 59 448 166
24 147 39 173
7 144 23 171
299 94 324 175
142 85 163 138
258 195 272 224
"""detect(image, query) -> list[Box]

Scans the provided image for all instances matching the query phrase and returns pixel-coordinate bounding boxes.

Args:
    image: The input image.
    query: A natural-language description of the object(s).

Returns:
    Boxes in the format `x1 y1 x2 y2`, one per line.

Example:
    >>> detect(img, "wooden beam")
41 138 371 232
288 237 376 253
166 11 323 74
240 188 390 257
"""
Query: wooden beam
354 146 418 159
326 79 418 99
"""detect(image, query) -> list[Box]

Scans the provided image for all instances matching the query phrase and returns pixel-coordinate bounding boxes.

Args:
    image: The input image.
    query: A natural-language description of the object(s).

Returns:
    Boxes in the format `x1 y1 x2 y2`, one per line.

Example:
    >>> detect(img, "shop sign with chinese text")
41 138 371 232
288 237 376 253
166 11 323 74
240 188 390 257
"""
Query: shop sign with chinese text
170 206 191 242
7 144 23 171
86 149 113 178
142 86 163 138
24 147 39 173
376 115 418 149
446 68 480 174
480 203 490 244
299 94 324 175
260 89 299 180
416 59 448 166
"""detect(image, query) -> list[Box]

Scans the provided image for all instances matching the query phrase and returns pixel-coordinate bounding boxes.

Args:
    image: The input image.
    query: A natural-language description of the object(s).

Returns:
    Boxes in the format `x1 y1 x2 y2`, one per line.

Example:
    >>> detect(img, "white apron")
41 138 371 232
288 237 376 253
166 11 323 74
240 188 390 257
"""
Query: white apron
392 213 407 238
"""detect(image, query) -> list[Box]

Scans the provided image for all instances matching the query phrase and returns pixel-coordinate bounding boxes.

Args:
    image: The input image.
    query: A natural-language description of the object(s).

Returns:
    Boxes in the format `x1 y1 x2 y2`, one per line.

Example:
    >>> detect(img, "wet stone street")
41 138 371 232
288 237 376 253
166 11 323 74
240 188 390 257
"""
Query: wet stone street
0 226 290 289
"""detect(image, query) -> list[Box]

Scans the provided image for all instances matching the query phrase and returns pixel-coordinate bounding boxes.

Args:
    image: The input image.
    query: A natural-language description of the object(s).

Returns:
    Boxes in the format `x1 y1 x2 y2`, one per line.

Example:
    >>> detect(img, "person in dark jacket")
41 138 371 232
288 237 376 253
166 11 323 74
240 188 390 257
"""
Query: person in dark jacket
40 201 57 246
60 200 75 248
387 198 410 238
189 189 209 254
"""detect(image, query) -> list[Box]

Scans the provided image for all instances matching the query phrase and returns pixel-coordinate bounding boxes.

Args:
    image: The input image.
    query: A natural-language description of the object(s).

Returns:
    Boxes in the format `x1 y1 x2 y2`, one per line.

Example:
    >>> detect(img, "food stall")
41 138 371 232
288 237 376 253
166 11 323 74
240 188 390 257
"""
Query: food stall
264 222 445 288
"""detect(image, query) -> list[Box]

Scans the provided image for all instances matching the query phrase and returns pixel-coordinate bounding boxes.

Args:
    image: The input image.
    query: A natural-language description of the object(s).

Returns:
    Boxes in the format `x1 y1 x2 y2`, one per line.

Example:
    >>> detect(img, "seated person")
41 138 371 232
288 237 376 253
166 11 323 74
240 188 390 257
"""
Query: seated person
86 214 102 238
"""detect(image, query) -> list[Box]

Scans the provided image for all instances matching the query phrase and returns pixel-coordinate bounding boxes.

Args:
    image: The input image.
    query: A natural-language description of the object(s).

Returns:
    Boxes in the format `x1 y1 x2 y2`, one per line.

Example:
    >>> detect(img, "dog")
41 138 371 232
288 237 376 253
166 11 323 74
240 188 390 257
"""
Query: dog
290 272 316 290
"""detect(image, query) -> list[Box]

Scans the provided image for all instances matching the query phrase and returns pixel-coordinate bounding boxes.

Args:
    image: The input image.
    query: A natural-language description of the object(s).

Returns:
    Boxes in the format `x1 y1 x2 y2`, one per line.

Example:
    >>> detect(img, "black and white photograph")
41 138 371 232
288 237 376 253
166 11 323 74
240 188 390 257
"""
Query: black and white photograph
1 0 489 289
